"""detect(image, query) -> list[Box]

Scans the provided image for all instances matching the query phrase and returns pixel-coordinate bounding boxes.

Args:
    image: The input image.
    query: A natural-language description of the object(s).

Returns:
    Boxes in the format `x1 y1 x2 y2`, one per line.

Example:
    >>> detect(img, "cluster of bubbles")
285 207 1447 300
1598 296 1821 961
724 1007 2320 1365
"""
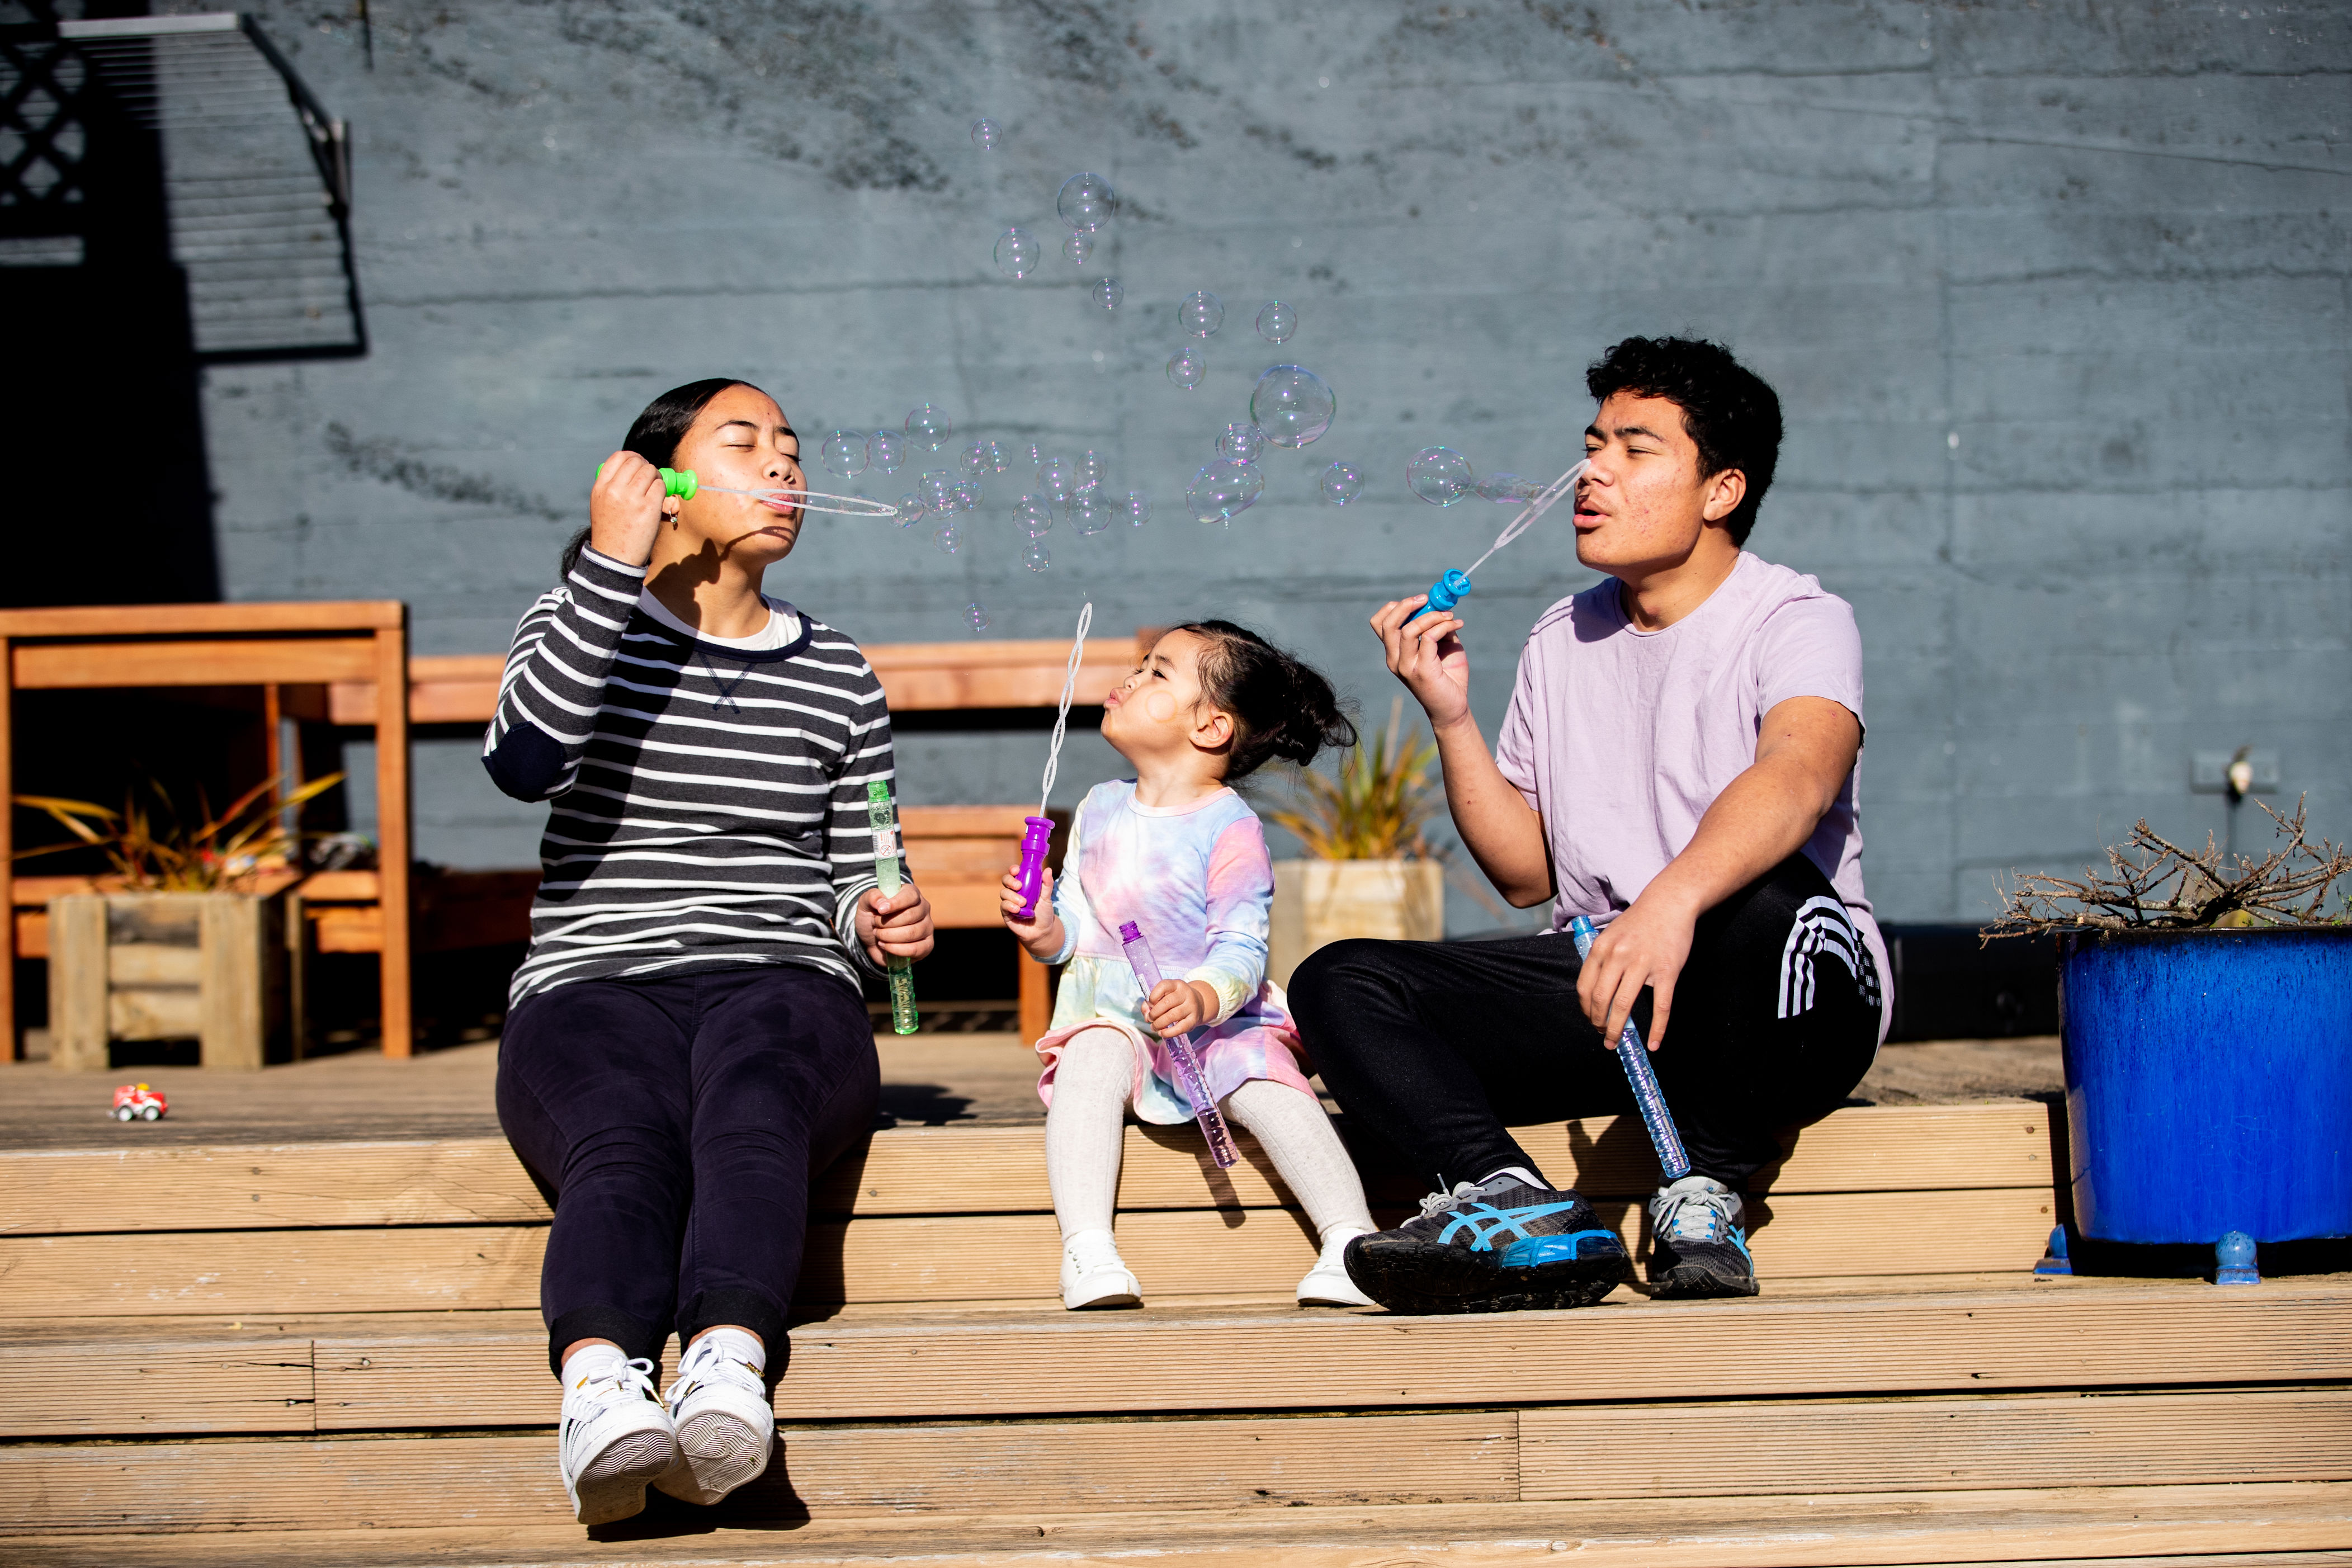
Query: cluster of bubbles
1179 363 1339 526
994 170 1122 313
999 445 1151 570
815 405 956 487
1161 292 1299 391
1402 447 1546 508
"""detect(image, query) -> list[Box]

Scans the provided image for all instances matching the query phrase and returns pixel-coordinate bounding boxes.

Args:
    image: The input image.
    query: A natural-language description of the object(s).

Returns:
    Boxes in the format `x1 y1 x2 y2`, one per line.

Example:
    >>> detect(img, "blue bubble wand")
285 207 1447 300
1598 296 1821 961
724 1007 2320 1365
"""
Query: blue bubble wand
1567 914 1692 1181
1419 458 1592 616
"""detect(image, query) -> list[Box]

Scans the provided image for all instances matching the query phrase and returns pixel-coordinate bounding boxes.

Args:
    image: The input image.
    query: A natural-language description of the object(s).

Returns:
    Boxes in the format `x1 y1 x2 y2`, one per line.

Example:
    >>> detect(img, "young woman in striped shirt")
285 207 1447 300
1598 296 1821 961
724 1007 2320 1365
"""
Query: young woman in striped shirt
483 379 934 1526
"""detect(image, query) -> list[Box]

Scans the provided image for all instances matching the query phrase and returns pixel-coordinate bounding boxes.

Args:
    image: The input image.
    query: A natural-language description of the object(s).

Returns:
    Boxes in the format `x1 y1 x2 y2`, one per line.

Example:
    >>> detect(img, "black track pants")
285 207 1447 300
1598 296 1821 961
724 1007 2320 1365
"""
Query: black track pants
1289 854 1881 1194
497 964 879 1378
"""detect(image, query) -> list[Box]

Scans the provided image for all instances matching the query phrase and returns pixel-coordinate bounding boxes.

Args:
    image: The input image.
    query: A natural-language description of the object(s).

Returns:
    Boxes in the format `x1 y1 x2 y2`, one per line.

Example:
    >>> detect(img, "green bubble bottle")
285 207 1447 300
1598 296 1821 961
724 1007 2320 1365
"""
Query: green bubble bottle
865 780 919 1035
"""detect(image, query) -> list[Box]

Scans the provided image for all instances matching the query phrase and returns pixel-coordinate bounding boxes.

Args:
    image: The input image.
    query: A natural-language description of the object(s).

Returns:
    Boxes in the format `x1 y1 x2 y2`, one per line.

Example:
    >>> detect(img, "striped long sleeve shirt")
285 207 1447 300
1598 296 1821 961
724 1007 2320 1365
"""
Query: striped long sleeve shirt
481 544 904 1007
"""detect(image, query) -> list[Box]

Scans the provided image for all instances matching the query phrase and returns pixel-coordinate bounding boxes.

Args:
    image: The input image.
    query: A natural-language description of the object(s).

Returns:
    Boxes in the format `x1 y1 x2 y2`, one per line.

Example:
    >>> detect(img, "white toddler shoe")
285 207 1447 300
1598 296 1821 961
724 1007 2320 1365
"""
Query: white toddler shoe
1060 1227 1142 1309
653 1333 774 1505
1297 1227 1377 1307
559 1352 677 1526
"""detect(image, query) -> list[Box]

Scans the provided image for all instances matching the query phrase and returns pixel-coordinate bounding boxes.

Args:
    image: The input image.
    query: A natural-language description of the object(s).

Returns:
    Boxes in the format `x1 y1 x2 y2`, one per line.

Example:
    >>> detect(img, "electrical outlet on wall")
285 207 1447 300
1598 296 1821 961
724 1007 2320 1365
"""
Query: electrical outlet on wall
2190 749 2280 794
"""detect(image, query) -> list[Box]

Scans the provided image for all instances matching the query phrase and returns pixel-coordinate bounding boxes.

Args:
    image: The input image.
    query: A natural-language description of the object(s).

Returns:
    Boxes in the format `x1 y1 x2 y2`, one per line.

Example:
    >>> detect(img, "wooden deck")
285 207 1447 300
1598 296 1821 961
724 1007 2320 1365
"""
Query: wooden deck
2 1037 2346 1566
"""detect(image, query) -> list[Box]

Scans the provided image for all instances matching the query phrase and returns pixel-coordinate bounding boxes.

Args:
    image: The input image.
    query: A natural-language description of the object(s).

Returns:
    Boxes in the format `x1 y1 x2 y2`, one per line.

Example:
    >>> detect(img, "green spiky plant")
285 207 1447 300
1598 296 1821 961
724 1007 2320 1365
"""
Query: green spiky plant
1264 696 1443 861
14 772 345 891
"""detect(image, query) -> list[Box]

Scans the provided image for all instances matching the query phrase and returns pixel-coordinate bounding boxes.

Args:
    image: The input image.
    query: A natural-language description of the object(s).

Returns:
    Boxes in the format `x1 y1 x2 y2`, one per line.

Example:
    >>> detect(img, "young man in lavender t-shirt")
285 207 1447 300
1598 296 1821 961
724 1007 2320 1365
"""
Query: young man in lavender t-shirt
1292 337 1884 1312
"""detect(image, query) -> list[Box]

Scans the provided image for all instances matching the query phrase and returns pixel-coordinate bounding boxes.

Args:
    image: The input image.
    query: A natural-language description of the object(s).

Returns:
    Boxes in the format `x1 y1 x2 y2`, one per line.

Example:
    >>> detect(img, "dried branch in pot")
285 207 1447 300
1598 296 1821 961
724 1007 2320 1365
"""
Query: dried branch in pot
1986 796 2352 938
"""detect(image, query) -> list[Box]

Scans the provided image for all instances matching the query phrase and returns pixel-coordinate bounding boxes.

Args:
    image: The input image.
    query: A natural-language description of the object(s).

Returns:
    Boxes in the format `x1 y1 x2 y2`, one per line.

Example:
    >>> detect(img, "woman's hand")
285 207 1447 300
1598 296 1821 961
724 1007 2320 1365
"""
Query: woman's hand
1144 978 1216 1039
999 865 1066 960
858 882 934 967
589 450 668 568
1369 595 1472 733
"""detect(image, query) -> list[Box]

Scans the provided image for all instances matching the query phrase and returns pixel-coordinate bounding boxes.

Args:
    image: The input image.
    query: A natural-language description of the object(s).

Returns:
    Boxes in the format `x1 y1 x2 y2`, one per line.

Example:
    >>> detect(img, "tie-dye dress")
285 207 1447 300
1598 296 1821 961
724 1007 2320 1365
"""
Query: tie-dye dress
1033 779 1316 1123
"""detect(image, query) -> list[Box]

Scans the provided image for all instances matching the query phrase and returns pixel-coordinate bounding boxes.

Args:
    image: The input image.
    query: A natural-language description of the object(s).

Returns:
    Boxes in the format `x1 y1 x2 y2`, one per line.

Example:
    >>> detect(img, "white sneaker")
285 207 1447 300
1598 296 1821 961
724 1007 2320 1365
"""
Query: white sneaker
1297 1228 1377 1307
559 1355 677 1526
652 1337 774 1505
1060 1228 1142 1309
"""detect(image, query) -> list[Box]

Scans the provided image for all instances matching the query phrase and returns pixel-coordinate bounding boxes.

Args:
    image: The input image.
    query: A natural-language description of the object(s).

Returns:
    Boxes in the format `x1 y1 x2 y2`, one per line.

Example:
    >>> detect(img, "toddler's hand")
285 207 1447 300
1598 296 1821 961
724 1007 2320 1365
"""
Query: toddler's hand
1145 978 1215 1038
999 865 1063 958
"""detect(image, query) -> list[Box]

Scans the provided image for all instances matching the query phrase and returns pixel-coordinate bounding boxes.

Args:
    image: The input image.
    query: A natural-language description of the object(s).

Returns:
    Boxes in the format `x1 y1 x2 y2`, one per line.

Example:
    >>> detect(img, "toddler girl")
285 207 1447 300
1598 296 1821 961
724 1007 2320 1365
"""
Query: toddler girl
1001 620 1378 1309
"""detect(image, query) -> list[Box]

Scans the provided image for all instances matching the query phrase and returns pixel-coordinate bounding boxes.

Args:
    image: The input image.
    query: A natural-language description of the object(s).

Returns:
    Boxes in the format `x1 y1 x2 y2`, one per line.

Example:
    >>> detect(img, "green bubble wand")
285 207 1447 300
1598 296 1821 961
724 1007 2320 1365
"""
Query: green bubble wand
866 780 920 1035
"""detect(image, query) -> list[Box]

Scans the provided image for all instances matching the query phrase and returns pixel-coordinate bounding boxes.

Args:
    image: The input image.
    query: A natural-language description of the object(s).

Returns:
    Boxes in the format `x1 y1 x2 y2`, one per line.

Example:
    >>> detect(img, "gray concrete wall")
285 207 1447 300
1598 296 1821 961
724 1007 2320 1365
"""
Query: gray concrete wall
202 1 2349 931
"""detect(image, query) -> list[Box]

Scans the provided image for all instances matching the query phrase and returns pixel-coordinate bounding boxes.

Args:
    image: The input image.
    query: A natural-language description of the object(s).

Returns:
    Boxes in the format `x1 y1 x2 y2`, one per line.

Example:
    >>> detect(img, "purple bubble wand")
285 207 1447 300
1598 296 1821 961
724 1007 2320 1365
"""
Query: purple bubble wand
1117 919 1239 1169
1012 601 1093 924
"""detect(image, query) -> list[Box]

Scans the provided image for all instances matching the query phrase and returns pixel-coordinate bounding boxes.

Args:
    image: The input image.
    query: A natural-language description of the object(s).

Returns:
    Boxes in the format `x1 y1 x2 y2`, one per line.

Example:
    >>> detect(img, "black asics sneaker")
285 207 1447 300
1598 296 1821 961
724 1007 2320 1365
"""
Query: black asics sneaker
1343 1174 1631 1314
1647 1175 1760 1297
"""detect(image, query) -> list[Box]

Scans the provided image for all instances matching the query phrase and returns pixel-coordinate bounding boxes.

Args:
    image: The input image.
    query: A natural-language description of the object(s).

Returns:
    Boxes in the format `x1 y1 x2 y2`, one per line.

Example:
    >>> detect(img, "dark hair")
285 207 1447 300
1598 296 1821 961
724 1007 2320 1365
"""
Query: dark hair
1584 337 1782 546
1168 620 1357 781
560 377 766 579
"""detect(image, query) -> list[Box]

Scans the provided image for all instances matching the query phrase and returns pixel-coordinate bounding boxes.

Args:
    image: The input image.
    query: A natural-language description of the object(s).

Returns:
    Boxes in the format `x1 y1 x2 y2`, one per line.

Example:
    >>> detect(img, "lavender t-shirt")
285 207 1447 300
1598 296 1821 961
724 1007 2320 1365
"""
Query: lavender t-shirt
1493 551 1890 1042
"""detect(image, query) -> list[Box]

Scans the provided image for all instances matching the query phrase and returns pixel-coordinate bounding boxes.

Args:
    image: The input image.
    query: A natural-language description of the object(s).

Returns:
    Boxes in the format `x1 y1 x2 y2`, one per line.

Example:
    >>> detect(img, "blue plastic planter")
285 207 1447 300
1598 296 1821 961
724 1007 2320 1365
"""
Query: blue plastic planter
2060 927 2352 1244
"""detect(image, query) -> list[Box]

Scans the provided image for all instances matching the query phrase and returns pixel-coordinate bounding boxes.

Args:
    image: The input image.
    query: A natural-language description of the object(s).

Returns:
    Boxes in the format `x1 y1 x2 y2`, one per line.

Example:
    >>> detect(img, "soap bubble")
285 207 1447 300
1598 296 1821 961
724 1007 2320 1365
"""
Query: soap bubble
1013 495 1053 537
1166 346 1206 390
1090 277 1123 311
1064 231 1094 265
966 602 990 631
1250 364 1336 448
970 119 1000 151
819 429 867 478
1068 493 1112 535
1022 538 1052 572
919 469 956 511
1021 442 1045 469
1218 422 1266 462
1178 290 1224 337
907 405 951 451
1036 455 1076 504
1476 472 1543 504
951 479 981 512
934 521 962 554
1057 172 1116 232
1075 450 1106 492
981 440 1009 475
896 492 926 526
1408 446 1473 506
1187 459 1264 525
995 228 1042 279
867 429 904 474
1319 461 1364 506
1255 300 1297 343
960 441 989 479
1123 490 1151 526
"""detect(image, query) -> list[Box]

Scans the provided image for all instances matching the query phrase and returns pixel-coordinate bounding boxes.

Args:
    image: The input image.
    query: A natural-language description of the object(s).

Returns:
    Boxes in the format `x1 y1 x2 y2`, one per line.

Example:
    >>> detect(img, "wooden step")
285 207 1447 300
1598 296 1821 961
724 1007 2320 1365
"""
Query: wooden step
0 1184 2058 1320
0 1102 2058 1236
7 1277 2348 1437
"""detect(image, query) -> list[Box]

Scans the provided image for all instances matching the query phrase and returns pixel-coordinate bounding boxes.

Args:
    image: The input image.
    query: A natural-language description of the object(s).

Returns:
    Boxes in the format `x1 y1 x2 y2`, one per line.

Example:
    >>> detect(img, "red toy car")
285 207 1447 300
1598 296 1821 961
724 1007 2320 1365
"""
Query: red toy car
111 1083 167 1122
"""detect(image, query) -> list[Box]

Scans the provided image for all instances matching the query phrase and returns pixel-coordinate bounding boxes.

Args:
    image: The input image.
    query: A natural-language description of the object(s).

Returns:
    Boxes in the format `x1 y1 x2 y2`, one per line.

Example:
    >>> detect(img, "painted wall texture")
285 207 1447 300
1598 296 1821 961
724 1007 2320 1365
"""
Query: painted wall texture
196 1 2347 932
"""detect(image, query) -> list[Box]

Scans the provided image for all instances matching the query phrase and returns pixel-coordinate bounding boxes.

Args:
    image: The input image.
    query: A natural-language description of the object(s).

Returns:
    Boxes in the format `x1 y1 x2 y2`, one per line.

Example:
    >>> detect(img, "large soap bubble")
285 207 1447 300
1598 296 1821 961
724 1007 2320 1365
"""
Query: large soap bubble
1090 277 1123 311
970 119 1000 151
866 429 903 474
1022 539 1052 572
1014 494 1053 537
1166 346 1206 390
951 479 981 511
1063 231 1094 265
1036 455 1076 504
958 441 989 479
1320 461 1364 506
1250 365 1335 448
1068 493 1112 536
1219 422 1265 462
896 491 925 526
1187 459 1264 525
1057 172 1116 232
934 521 962 554
1178 291 1224 337
1255 300 1296 343
1408 446 1473 506
995 228 1042 279
1123 491 1151 527
907 405 951 451
819 430 867 478
1075 450 1106 492
966 602 991 631
919 469 956 511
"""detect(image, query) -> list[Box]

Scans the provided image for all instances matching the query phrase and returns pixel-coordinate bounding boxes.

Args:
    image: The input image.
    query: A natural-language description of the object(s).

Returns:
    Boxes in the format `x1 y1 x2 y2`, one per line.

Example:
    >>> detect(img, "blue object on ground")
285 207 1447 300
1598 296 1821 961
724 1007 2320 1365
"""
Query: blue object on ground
2033 1225 2074 1277
2214 1229 2261 1286
2059 927 2352 1248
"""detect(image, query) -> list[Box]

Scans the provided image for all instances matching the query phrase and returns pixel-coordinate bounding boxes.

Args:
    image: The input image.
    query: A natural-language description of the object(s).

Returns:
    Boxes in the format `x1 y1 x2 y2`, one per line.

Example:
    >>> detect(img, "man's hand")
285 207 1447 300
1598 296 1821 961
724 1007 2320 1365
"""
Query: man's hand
589 450 668 568
1576 891 1699 1054
1144 978 1216 1039
999 865 1065 961
858 882 934 967
1369 596 1472 732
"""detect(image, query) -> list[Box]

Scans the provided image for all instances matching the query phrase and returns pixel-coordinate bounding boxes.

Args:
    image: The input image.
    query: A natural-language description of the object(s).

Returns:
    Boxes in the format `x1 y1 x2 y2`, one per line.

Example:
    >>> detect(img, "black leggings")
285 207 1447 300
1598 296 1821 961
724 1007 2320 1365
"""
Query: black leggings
1289 854 1881 1193
497 964 879 1378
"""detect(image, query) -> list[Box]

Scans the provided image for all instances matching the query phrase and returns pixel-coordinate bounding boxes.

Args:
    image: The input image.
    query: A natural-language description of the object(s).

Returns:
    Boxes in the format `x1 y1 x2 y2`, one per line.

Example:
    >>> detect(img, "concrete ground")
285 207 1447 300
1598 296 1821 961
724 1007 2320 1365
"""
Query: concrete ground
0 1031 2058 1150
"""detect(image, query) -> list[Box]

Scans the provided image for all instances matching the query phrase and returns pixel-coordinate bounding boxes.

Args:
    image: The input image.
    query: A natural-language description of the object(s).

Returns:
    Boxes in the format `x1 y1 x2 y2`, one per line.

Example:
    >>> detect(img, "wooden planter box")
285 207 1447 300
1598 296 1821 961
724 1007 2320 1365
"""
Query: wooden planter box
1267 858 1444 989
48 893 289 1072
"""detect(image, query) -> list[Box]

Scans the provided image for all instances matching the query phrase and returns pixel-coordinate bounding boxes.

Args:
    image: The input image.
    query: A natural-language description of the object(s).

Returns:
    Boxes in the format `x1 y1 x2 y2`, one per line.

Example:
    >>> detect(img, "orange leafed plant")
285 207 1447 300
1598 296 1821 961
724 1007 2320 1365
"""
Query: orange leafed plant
1264 696 1442 861
13 772 345 891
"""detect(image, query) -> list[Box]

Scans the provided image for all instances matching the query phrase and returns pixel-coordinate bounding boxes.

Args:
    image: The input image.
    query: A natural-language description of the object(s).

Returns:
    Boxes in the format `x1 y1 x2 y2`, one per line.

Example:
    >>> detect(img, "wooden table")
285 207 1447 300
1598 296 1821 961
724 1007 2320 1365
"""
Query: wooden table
0 602 415 1056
